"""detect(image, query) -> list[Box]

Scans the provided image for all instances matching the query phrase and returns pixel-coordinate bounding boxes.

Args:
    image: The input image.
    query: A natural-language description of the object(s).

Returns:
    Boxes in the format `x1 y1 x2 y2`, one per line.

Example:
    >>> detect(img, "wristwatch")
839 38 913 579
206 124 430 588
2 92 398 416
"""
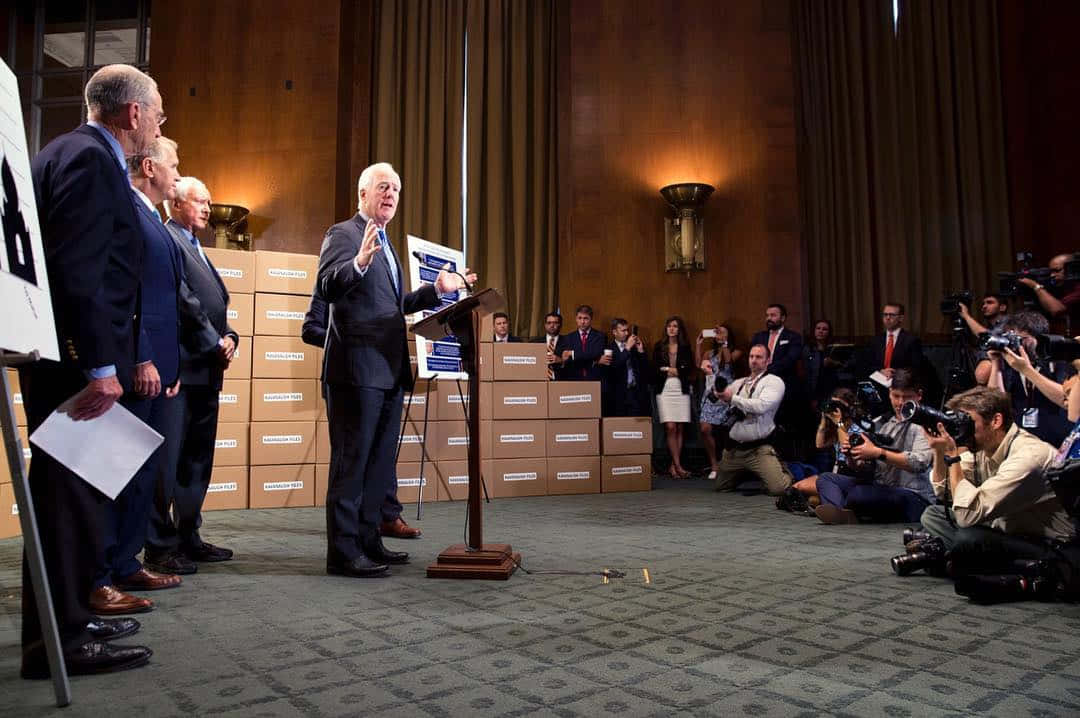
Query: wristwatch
1033 284 1044 292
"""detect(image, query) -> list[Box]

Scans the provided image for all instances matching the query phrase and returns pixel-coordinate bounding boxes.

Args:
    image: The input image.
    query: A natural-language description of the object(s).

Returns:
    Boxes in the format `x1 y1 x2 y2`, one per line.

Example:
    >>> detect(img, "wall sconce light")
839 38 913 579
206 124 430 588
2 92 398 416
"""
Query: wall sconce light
661 182 714 274
208 204 253 250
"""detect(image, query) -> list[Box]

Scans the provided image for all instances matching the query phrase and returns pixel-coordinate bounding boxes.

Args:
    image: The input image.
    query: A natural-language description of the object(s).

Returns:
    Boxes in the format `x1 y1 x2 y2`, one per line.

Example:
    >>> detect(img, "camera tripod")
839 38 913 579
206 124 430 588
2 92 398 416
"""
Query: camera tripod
940 315 977 408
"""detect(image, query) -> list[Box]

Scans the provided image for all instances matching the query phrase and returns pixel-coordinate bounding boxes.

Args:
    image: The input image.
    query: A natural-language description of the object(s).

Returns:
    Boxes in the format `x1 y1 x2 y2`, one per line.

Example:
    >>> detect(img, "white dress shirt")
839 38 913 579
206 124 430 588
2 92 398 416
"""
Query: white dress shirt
728 373 786 443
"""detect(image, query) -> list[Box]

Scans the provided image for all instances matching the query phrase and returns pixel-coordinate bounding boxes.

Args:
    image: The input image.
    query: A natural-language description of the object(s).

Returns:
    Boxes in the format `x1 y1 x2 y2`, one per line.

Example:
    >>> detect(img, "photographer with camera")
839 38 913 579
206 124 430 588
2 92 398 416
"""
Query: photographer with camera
1016 253 1080 330
809 370 935 525
600 318 651 417
713 344 793 495
986 311 1073 447
958 293 1009 386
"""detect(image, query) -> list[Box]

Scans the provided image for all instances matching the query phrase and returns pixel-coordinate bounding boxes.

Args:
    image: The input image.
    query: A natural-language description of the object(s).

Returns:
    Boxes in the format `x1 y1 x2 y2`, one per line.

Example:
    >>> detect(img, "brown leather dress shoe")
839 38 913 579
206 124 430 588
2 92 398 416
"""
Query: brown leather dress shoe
380 517 422 539
89 585 154 615
116 567 182 591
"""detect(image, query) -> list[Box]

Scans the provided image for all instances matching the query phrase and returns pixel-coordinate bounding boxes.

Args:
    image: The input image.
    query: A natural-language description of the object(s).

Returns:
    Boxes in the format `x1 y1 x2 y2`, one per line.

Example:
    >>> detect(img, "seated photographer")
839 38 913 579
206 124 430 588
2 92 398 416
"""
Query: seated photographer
812 370 935 525
958 293 1009 385
697 323 742 479
600 318 651 417
713 344 793 495
779 387 858 509
986 310 1073 447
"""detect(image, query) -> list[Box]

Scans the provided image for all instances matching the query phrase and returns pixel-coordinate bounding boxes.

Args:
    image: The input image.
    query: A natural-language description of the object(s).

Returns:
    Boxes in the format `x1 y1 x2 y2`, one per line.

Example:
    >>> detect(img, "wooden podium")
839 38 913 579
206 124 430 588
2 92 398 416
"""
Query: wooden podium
412 288 521 579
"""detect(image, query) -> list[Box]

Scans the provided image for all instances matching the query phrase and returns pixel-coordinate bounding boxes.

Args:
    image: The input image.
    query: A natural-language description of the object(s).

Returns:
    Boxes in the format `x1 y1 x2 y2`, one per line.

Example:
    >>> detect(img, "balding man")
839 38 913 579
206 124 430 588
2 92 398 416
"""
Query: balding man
21 64 158 679
317 162 473 577
143 177 238 575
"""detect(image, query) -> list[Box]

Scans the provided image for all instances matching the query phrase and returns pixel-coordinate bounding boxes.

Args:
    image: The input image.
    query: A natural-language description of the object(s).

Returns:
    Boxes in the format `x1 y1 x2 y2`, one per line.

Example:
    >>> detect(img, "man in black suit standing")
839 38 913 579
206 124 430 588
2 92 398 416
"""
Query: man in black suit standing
556 304 606 380
21 64 159 679
317 162 473 578
492 311 522 342
533 311 563 380
867 302 923 382
143 176 238 575
750 303 805 446
600 318 651 416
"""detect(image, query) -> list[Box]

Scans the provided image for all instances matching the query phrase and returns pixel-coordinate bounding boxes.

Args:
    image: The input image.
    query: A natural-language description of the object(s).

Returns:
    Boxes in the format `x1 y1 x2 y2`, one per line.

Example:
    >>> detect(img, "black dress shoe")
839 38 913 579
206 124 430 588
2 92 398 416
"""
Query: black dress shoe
326 555 389 578
21 641 152 680
144 551 198 575
87 617 140 642
362 537 409 565
182 542 234 563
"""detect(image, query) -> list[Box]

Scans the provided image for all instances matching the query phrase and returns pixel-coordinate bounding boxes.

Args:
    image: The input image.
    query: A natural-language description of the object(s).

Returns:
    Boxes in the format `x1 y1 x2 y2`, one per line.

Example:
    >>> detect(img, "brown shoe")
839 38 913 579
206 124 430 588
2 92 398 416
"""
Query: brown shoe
380 517 422 539
89 586 154 615
116 567 182 591
814 505 858 525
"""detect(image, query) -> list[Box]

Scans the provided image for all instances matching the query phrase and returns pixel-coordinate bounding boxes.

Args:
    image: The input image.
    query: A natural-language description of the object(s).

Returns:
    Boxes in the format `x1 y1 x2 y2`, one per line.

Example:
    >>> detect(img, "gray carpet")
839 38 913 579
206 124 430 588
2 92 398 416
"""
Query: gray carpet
3 478 1080 717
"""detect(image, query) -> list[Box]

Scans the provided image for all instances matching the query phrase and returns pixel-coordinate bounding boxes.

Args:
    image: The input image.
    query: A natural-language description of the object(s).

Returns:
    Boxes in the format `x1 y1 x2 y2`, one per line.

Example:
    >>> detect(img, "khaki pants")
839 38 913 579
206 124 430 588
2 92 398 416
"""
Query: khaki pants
714 444 792 495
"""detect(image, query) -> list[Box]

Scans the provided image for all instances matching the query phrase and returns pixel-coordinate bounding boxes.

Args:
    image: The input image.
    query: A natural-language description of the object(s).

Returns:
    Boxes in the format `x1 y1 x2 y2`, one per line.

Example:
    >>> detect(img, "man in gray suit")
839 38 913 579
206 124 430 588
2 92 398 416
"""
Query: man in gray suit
317 162 473 577
144 176 238 575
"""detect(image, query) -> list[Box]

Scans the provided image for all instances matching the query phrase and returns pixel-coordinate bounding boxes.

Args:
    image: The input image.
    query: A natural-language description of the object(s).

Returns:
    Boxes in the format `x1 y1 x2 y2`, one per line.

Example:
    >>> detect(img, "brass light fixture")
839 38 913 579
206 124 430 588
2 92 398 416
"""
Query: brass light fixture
208 204 253 250
661 182 714 274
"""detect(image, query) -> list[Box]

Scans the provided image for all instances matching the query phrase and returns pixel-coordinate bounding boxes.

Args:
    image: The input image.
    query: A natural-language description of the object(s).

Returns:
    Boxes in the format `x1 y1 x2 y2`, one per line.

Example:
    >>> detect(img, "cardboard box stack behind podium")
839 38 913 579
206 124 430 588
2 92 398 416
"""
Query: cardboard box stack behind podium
1 369 25 538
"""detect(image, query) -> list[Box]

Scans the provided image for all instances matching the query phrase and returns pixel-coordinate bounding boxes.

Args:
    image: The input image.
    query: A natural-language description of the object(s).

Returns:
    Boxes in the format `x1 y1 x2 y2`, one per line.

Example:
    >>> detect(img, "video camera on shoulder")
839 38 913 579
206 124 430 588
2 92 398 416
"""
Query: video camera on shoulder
940 290 974 317
900 401 975 446
999 251 1054 300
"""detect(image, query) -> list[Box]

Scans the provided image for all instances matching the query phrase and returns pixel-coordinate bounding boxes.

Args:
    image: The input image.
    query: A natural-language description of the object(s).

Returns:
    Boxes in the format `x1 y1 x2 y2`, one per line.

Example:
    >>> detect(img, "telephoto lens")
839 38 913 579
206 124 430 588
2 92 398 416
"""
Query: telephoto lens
1037 334 1080 362
890 537 947 576
900 401 975 446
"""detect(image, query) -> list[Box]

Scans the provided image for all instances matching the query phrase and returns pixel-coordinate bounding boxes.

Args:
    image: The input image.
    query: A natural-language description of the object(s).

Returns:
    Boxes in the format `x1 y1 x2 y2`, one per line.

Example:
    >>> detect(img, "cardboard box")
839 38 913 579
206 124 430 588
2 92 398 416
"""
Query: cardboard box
484 458 546 498
493 343 549 381
492 419 547 459
547 456 601 495
601 416 653 455
250 379 318 421
0 483 20 539
315 463 328 507
479 312 493 343
601 454 652 492
435 420 492 461
478 343 493 381
395 461 440 503
317 393 327 421
492 381 548 420
250 421 316 465
213 422 250 466
8 369 26 425
434 460 470 501
218 379 251 423
316 421 330 464
254 292 311 336
548 381 601 419
226 292 255 336
546 419 600 457
203 246 256 294
203 466 249 511
252 336 319 379
223 342 252 380
17 424 32 468
249 464 315 508
435 379 492 421
254 250 319 295
396 419 435 463
401 380 436 423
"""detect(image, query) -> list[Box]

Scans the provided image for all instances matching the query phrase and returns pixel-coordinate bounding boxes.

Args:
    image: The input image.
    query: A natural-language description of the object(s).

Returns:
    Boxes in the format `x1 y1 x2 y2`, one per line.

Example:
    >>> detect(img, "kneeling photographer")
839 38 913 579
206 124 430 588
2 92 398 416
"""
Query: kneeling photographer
907 387 1077 601
986 311 1073 447
812 370 935 525
713 344 793 495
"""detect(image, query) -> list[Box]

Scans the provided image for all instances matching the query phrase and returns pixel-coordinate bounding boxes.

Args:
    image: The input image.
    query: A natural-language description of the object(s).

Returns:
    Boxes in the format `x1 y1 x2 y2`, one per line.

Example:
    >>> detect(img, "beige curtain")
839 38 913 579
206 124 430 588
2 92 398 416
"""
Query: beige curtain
793 0 1012 337
369 0 466 279
465 0 558 338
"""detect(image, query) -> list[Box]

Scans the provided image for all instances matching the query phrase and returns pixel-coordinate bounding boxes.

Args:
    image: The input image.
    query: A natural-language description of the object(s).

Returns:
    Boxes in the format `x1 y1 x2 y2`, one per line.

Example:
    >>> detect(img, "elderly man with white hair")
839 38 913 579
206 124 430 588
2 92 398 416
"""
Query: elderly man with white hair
141 176 239 576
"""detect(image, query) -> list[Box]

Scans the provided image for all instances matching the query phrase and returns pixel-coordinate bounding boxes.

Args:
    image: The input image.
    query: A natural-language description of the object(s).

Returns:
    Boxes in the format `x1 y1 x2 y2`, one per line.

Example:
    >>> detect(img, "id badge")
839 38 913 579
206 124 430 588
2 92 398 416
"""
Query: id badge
1022 408 1039 429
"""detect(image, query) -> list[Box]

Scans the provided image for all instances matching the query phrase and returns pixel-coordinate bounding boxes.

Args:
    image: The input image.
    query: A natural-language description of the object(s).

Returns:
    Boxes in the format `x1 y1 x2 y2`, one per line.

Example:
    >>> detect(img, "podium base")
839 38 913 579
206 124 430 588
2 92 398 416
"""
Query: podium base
426 543 520 580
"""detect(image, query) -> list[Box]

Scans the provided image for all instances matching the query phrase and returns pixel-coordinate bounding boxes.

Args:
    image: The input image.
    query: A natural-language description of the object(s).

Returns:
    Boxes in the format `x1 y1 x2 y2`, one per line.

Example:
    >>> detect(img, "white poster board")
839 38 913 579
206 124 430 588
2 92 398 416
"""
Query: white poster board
0 60 58 360
407 234 467 380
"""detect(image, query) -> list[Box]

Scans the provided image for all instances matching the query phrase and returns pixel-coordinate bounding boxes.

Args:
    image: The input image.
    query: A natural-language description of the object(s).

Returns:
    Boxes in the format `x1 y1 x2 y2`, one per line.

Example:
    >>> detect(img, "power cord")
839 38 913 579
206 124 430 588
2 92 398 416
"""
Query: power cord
489 548 626 579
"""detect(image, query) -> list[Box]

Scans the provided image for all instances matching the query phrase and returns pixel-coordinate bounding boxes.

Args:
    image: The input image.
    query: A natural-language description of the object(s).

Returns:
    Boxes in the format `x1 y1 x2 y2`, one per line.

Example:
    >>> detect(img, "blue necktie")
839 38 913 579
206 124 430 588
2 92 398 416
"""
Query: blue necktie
378 229 400 296
189 233 210 269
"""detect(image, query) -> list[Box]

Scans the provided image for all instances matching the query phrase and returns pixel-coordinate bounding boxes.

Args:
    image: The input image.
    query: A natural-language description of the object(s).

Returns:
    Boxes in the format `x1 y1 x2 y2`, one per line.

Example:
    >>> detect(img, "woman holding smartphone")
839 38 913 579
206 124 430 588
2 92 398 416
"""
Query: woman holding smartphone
696 323 742 479
653 316 694 477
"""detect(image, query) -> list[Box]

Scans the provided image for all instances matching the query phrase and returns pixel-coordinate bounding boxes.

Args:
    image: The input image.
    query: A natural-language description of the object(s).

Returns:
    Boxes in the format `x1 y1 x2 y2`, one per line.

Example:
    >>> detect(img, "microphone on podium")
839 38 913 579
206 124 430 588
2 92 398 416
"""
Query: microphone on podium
411 251 473 294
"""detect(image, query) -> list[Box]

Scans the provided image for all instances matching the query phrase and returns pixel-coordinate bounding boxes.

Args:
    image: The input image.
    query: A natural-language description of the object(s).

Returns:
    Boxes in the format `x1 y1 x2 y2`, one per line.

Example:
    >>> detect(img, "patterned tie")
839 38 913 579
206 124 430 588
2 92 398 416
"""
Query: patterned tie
884 332 895 369
547 336 556 380
580 331 588 377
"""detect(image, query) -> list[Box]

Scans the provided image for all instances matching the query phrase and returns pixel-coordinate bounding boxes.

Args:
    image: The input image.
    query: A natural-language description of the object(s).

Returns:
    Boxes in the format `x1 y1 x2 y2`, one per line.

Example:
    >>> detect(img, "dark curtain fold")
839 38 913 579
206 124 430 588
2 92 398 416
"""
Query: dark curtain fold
465 0 558 337
369 0 466 274
793 0 1011 337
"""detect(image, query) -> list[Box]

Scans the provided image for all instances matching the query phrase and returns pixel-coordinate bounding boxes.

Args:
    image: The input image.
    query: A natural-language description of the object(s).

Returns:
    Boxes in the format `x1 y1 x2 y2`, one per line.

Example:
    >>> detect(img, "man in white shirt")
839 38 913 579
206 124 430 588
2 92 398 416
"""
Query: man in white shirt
713 344 792 495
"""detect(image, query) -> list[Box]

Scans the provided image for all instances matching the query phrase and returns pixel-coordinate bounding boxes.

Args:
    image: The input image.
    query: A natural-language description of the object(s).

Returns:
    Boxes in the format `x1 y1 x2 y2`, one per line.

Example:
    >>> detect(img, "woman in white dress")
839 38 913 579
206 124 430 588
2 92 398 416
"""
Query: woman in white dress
652 316 694 477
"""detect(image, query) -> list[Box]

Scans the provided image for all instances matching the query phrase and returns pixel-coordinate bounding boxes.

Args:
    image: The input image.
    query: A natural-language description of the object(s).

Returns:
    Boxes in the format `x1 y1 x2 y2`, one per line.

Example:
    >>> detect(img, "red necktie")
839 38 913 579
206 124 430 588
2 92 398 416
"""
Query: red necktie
884 333 895 369
580 331 588 377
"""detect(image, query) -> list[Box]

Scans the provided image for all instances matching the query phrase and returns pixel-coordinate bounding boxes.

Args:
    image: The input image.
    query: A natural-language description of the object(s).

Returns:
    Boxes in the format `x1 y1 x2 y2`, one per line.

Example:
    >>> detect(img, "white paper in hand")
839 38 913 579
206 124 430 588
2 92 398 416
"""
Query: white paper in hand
869 370 893 388
29 395 164 500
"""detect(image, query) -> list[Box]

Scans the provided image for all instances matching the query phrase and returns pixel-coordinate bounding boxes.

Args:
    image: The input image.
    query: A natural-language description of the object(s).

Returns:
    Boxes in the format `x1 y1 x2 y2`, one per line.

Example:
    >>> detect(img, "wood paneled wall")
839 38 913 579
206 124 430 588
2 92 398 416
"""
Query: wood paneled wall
558 0 803 346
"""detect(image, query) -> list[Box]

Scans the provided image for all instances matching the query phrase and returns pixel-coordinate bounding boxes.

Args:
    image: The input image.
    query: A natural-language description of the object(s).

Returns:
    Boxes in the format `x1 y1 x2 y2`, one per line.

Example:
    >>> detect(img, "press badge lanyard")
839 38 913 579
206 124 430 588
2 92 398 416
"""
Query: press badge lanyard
738 373 766 399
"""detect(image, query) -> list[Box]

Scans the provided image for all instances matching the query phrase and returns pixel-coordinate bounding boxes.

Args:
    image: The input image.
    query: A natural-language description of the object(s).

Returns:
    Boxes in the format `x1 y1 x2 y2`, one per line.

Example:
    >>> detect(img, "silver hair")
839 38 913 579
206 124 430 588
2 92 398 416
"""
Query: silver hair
164 176 210 218
128 136 178 178
356 162 400 210
85 64 159 120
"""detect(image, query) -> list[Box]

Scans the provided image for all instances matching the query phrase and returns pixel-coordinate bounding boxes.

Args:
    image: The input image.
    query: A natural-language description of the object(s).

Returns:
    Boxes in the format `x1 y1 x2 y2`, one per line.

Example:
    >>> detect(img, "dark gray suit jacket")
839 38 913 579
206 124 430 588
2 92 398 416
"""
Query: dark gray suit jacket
166 218 238 388
317 214 439 391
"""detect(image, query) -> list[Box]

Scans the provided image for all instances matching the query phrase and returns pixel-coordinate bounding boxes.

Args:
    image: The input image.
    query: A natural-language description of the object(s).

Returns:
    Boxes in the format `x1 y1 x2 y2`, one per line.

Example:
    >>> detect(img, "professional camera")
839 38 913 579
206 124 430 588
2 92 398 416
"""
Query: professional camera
1036 334 1080 362
848 431 896 450
940 289 974 316
900 401 975 446
891 536 947 576
718 406 747 430
954 560 1060 604
821 398 849 417
978 331 1024 354
1046 458 1080 521
999 251 1054 300
704 374 730 404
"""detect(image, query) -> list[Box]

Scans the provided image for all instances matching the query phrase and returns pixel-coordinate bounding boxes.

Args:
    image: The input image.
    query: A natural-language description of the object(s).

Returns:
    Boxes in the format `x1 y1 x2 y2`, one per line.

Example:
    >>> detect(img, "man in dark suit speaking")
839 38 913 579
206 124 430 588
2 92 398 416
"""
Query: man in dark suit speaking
317 162 474 578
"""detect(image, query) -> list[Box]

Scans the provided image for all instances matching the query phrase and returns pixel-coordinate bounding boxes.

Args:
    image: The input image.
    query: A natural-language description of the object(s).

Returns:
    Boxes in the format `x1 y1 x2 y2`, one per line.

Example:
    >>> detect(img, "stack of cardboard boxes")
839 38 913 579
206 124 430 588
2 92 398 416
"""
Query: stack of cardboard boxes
1 370 27 538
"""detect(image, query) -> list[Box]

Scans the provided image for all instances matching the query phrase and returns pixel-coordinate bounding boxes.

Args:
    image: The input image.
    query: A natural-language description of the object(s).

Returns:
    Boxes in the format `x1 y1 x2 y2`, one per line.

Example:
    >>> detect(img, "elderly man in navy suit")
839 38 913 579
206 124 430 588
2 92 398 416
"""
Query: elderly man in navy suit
317 162 474 578
21 64 160 679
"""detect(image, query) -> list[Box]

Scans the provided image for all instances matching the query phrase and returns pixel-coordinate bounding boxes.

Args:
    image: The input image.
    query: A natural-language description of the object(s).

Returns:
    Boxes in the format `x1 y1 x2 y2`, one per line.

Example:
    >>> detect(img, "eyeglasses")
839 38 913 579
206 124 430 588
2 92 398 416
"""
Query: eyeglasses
881 312 902 318
138 102 167 126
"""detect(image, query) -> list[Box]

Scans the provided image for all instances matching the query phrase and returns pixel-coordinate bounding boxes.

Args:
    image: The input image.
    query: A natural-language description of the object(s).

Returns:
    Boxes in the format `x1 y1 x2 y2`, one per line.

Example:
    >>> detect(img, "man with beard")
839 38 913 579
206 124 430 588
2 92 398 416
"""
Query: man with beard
750 304 804 447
